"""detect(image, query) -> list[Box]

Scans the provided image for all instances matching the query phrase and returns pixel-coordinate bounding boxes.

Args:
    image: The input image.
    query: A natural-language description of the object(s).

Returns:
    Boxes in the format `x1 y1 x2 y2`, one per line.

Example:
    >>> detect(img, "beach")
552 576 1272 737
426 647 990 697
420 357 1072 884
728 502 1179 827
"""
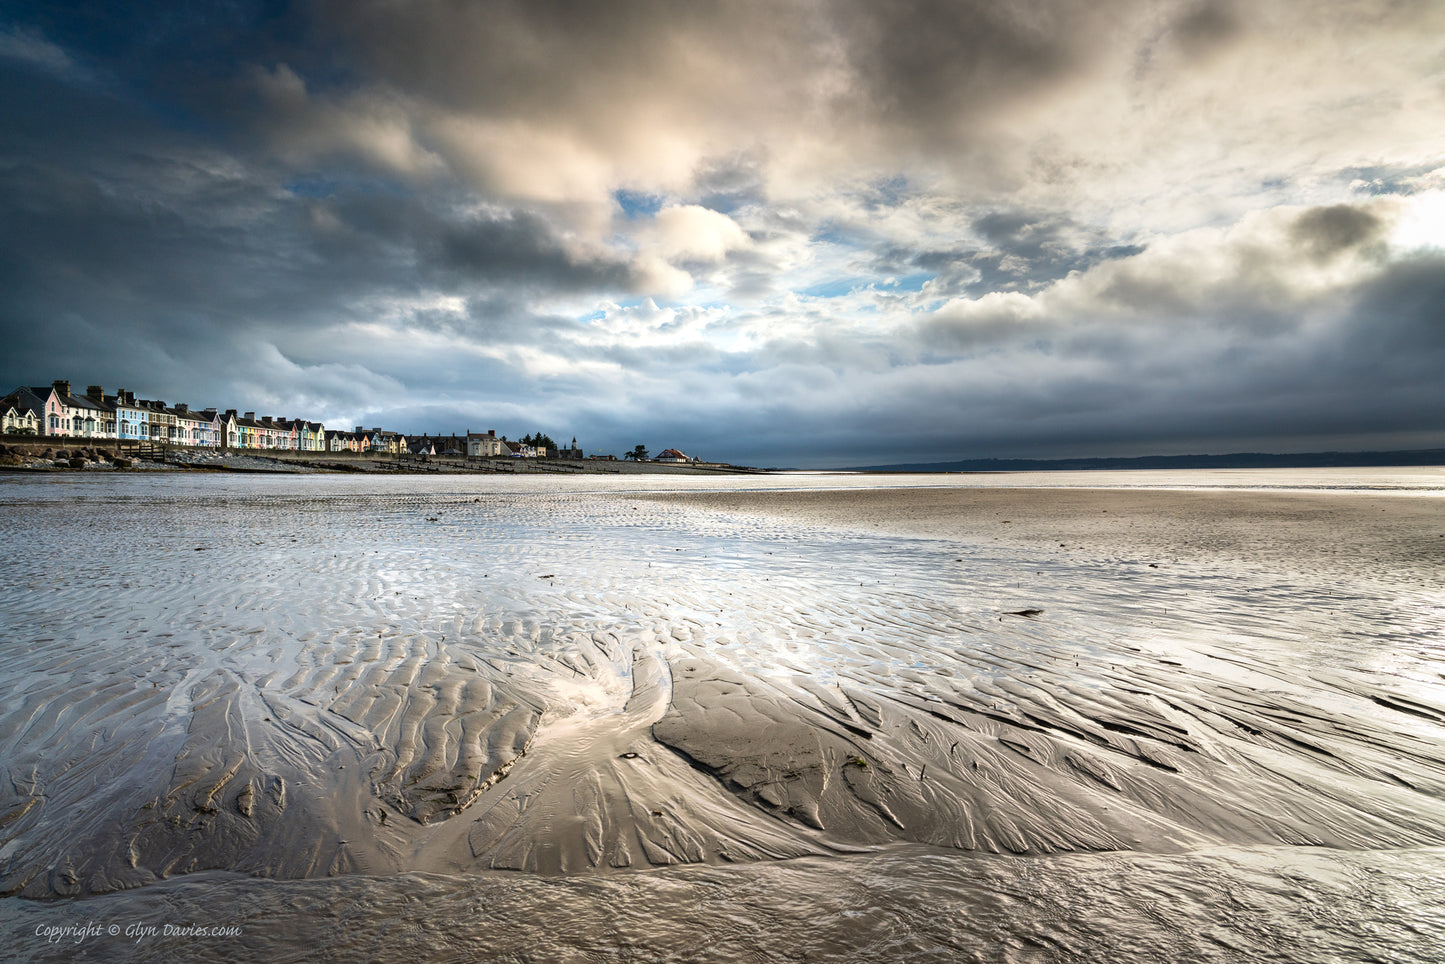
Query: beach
654 479 1445 586
1 469 1442 961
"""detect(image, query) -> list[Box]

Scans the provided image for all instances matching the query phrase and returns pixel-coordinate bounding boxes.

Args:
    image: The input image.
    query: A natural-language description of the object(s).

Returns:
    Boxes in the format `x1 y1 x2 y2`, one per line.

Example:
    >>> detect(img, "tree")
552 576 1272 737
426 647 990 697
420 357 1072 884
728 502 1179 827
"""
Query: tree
522 432 557 451
626 444 649 461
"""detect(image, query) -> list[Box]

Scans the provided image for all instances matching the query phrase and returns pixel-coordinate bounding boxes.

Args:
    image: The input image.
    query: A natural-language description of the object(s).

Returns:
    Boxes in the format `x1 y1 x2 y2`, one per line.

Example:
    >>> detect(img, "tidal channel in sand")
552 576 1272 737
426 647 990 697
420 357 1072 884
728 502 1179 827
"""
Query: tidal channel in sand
1 468 1442 961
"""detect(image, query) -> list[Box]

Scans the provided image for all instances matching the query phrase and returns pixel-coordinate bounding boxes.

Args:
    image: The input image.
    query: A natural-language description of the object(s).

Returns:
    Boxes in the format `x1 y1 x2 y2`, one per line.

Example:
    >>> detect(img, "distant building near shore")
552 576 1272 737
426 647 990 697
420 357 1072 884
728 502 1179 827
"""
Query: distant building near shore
6 375 668 465
414 433 467 456
504 439 537 458
467 430 505 458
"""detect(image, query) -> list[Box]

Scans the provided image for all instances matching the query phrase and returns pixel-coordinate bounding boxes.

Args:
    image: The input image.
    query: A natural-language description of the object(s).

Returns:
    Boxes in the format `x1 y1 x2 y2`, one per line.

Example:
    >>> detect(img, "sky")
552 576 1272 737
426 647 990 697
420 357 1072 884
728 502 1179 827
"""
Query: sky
1 1 1443 468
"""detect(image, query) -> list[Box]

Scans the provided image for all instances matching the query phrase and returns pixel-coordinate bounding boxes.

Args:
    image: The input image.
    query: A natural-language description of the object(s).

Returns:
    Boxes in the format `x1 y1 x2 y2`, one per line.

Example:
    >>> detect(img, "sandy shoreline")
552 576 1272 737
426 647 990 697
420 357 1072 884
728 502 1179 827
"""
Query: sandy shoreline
644 484 1445 586
0 438 763 474
2 471 1444 964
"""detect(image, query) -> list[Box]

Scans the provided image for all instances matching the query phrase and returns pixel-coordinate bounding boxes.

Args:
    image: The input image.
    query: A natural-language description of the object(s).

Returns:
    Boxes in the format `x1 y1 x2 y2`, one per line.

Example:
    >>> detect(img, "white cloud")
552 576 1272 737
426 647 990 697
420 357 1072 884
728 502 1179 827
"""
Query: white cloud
629 255 695 298
647 205 750 263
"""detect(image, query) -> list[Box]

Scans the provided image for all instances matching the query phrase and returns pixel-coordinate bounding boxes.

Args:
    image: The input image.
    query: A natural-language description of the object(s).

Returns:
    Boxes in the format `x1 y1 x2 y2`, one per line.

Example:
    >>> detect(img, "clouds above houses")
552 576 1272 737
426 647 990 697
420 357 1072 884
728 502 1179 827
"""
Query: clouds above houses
1 1 1443 465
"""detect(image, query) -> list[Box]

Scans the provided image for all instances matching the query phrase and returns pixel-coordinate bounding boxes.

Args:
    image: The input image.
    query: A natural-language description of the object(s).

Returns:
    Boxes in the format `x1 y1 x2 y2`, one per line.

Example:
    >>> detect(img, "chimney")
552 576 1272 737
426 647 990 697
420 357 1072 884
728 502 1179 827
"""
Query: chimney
154 400 166 409
175 404 188 414
225 409 238 418
244 412 255 420
87 385 103 400
262 416 272 425
52 380 70 396
355 425 363 433
203 409 217 418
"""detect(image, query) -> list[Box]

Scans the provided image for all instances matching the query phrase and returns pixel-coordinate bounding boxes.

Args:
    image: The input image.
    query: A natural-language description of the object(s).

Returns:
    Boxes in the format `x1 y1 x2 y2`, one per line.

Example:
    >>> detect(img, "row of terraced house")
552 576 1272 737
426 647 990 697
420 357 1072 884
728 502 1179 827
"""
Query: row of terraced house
1 380 584 459
1 380 401 453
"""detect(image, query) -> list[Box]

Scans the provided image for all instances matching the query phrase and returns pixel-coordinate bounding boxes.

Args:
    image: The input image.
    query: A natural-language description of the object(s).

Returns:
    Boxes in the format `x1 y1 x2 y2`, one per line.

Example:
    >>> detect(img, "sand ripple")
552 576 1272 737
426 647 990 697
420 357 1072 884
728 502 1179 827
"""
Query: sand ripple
1 474 1443 900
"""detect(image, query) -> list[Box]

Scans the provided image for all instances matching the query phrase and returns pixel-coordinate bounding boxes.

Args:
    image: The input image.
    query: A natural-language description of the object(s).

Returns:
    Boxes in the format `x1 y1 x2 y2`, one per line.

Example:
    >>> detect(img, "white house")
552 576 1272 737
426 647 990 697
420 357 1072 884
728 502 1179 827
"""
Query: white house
27 381 111 438
467 430 506 457
0 394 41 435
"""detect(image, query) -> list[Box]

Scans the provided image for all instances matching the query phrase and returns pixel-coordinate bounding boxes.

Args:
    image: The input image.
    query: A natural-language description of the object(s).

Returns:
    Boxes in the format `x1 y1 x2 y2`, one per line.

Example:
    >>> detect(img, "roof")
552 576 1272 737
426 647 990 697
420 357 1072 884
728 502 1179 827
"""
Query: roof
0 393 41 417
48 388 109 413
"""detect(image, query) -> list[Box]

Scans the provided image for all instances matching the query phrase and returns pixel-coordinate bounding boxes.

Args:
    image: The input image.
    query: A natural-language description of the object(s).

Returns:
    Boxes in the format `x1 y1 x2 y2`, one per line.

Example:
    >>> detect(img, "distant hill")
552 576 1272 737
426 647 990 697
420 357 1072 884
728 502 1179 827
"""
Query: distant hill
842 449 1445 473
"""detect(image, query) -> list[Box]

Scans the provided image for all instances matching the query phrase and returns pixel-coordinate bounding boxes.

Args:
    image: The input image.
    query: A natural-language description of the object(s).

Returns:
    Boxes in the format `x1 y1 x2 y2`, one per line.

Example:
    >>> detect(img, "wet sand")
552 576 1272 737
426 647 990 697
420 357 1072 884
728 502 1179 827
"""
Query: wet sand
648 484 1445 586
1 472 1443 961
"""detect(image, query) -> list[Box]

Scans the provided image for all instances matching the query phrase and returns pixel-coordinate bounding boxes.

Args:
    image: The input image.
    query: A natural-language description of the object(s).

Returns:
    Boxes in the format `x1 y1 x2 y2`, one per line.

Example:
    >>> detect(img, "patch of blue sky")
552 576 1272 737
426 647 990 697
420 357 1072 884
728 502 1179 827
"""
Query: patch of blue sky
800 278 866 299
884 273 933 293
614 189 664 219
582 296 657 324
800 273 934 299
808 223 870 249
1339 161 1442 195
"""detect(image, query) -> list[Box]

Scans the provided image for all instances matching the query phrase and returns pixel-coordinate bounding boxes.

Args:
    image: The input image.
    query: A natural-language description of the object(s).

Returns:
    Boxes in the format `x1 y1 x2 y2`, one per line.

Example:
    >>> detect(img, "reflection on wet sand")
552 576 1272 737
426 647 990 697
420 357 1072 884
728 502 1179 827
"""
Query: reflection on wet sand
1 471 1442 961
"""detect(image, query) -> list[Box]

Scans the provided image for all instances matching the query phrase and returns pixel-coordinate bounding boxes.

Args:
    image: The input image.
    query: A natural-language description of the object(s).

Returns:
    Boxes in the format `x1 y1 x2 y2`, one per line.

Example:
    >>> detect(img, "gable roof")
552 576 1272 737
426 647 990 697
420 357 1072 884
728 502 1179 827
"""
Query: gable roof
13 387 55 411
0 393 41 418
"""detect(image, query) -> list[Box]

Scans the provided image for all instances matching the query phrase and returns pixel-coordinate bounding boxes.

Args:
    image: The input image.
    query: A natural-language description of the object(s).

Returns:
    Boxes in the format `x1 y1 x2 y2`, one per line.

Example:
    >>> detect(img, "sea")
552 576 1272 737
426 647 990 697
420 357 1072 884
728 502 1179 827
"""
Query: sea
0 468 1442 962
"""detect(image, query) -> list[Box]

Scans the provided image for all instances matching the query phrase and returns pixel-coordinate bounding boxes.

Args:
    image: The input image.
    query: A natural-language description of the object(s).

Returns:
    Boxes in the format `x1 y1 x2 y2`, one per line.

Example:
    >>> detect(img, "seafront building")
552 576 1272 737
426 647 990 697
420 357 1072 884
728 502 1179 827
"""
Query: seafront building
113 390 149 441
12 382 105 438
0 393 42 435
466 431 506 457
5 376 588 460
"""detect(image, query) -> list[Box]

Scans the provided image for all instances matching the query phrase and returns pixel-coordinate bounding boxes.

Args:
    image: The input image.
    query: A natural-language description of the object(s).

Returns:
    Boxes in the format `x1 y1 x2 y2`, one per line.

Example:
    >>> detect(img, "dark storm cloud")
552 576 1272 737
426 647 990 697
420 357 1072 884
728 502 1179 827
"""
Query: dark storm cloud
809 197 1445 463
1337 255 1445 377
965 211 1086 293
0 21 640 428
1 2 1443 465
1171 1 1242 61
832 0 1106 140
1289 205 1385 262
435 212 635 290
219 0 1162 201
